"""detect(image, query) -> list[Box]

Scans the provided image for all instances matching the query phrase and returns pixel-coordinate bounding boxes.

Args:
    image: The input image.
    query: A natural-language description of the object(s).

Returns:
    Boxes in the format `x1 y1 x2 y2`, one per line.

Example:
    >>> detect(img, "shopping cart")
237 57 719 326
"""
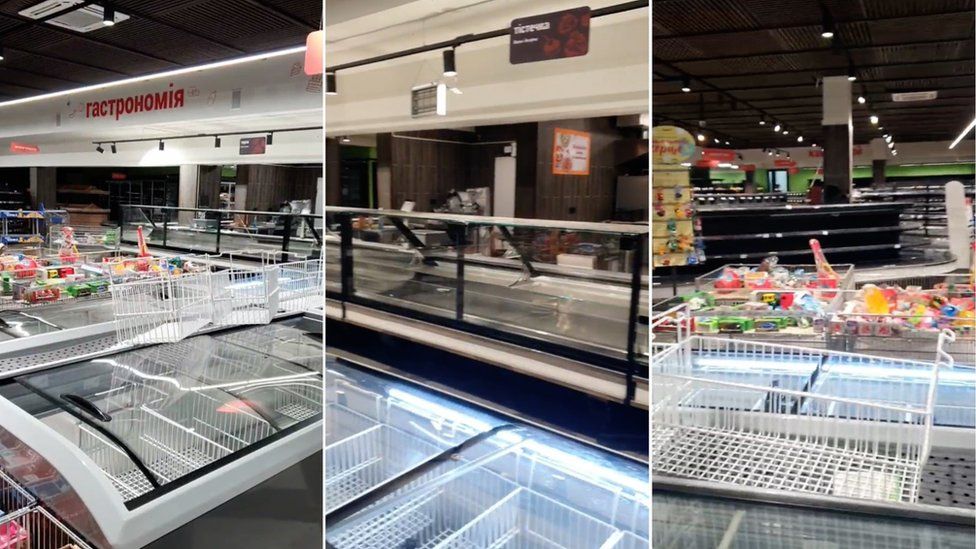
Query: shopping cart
652 330 957 503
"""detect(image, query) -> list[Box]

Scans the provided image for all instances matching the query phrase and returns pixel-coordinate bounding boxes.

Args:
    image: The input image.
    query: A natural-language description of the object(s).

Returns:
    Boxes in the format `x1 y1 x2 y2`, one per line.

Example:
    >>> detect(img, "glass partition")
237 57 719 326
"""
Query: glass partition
324 207 649 385
121 205 322 257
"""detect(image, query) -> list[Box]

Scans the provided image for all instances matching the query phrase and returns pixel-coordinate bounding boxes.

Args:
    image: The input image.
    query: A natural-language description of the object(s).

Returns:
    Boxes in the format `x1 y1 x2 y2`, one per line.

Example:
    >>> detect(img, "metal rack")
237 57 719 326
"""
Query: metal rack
652 332 957 503
110 271 213 345
0 467 92 548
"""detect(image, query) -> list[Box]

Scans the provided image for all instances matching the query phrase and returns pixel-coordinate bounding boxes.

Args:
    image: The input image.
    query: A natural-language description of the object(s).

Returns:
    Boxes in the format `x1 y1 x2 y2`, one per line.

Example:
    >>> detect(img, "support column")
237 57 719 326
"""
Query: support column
178 165 200 225
31 168 57 210
870 137 888 187
821 76 853 202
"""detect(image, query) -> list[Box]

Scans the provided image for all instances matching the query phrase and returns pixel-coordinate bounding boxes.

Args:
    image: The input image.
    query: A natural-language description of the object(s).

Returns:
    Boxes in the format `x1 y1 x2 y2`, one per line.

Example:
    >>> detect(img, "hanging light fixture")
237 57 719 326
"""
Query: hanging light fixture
95 144 104 154
110 143 117 154
442 48 457 77
696 133 706 142
214 136 221 148
158 140 165 151
797 136 804 143
266 132 274 145
847 62 857 81
821 10 835 38
857 96 866 104
325 72 337 95
759 116 766 126
773 123 781 132
870 114 879 125
680 77 691 93
0 46 5 62
103 4 116 26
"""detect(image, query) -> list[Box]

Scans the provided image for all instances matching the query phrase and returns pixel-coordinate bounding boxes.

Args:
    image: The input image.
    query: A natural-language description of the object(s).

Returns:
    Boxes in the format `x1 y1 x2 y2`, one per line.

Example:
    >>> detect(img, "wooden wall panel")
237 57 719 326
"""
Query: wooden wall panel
238 164 321 211
535 118 618 222
197 165 222 209
325 138 341 206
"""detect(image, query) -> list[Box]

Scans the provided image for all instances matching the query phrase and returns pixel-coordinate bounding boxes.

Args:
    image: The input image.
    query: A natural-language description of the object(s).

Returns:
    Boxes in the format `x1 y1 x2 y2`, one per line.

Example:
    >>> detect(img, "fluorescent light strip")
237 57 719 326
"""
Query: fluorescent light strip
948 117 976 149
0 45 307 109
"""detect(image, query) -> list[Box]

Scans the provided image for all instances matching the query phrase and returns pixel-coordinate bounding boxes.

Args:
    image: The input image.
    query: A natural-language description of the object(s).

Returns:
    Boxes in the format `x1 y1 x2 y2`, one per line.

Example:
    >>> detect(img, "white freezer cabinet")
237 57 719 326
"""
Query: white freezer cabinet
0 322 323 549
326 359 650 548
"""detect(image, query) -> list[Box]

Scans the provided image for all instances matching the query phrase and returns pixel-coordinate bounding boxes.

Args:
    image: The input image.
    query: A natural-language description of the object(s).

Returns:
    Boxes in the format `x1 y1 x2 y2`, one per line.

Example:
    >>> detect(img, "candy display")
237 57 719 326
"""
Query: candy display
651 125 705 268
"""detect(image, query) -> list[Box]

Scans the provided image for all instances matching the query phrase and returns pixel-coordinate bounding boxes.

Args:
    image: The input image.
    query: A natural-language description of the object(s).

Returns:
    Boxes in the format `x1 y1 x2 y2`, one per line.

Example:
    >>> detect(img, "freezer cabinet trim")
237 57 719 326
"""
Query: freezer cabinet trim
0 393 322 549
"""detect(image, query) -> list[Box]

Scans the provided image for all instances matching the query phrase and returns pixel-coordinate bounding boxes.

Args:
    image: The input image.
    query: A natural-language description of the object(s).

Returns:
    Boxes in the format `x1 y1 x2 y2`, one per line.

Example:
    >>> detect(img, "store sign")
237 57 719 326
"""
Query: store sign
111 172 127 180
809 146 862 157
510 7 590 64
774 159 796 168
9 142 39 154
552 128 590 175
85 83 185 121
700 148 736 162
651 126 695 165
239 136 267 155
788 166 800 175
695 159 720 168
304 31 324 76
740 164 756 172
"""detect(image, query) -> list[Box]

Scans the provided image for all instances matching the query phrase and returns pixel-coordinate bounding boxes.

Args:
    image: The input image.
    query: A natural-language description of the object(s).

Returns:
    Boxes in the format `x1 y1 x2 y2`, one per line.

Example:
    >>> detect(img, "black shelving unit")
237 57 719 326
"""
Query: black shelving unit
855 179 975 246
107 177 179 222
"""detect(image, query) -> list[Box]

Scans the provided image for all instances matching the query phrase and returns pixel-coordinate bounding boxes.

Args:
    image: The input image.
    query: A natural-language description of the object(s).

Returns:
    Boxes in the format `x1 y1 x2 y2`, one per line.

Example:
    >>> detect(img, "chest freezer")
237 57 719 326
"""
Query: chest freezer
325 358 649 548
0 321 323 549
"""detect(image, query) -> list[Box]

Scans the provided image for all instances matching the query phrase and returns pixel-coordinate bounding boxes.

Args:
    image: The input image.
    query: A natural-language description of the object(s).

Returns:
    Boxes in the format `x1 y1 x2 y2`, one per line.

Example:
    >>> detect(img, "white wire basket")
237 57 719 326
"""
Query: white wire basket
278 259 323 313
652 331 957 503
210 267 279 326
0 506 93 549
110 271 213 346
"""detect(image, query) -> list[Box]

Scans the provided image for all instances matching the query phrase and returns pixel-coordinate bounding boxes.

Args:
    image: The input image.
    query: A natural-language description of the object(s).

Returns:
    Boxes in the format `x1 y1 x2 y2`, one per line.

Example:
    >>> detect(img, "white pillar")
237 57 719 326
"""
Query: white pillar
821 76 853 199
178 165 200 225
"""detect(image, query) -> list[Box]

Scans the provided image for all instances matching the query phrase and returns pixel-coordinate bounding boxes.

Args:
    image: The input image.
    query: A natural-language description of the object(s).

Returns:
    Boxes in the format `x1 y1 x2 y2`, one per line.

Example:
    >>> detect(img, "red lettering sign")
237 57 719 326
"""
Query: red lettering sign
740 164 756 172
809 149 824 157
9 142 39 154
700 148 736 162
695 159 720 168
788 167 800 175
85 83 186 121
111 172 127 181
774 159 796 168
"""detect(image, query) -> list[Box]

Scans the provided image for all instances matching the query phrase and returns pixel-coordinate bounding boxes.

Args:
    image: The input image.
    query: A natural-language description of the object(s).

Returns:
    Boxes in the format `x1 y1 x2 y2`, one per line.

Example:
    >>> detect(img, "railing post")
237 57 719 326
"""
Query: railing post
162 208 169 247
338 213 354 301
453 224 465 321
282 215 293 262
624 234 644 404
214 210 221 254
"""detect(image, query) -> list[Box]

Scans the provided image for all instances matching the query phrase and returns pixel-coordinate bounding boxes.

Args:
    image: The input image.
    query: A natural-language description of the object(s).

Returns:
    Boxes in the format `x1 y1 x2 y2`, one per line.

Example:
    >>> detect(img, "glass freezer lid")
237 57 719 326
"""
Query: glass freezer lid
326 358 649 548
1 328 322 506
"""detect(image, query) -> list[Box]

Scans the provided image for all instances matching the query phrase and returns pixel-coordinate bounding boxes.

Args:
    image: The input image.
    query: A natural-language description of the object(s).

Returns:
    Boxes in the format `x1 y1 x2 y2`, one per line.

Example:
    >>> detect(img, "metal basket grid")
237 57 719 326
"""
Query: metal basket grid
652 332 957 503
110 271 213 346
215 324 322 369
278 259 323 313
210 267 279 326
0 467 35 521
0 506 93 549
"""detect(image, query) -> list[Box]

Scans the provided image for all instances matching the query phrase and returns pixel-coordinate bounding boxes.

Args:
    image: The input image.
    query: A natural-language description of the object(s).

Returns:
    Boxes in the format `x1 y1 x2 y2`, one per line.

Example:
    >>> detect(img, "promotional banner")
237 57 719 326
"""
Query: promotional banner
240 136 267 155
700 148 737 162
510 7 590 64
552 128 591 175
651 125 695 165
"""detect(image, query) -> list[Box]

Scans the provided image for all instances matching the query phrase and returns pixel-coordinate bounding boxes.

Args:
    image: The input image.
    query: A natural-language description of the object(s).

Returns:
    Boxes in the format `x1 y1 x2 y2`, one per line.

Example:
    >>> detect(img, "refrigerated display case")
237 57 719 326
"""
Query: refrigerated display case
0 318 323 549
325 357 650 548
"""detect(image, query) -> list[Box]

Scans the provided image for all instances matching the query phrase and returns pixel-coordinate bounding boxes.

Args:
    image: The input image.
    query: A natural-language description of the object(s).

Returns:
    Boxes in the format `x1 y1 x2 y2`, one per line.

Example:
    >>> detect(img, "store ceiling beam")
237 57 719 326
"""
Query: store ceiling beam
239 0 318 31
107 7 247 55
0 62 86 87
654 82 976 97
653 9 975 40
656 38 974 65
0 10 185 69
0 46 131 78
326 0 647 72
663 57 975 80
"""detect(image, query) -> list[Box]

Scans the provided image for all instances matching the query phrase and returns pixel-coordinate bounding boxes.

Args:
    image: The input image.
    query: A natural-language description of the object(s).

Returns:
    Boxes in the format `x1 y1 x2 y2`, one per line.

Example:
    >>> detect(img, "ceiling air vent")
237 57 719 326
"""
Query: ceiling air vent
891 91 938 102
19 1 128 33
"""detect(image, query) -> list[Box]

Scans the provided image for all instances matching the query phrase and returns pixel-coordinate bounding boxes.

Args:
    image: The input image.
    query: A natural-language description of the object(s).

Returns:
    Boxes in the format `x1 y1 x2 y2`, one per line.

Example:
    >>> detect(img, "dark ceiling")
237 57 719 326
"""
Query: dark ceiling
0 0 321 101
652 0 976 148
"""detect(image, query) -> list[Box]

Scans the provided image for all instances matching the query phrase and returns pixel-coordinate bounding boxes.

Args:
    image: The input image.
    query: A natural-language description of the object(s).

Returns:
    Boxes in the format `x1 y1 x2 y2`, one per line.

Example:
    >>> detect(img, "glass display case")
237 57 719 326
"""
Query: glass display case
324 208 649 392
325 357 650 548
0 319 322 549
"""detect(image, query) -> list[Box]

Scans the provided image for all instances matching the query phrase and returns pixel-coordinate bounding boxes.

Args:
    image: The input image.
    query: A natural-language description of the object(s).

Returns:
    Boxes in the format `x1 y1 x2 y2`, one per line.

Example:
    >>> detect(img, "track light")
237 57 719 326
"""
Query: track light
759 116 766 126
767 149 773 156
158 140 165 151
892 149 898 156
442 49 457 77
857 96 866 104
103 5 115 26
847 63 857 81
325 72 337 95
783 130 789 135
713 137 720 144
111 143 117 154
773 123 781 132
887 141 894 149
95 144 104 154
797 136 804 143
340 136 352 144
0 46 4 61
215 136 221 148
884 135 892 143
680 77 691 93
266 132 273 145
811 143 817 147
724 140 730 145
821 11 835 38
869 114 879 125
696 133 705 142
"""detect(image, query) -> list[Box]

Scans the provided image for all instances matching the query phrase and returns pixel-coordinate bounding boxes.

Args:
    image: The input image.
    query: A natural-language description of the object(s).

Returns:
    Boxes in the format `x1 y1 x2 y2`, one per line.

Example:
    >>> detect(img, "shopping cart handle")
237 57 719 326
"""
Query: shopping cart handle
61 393 112 422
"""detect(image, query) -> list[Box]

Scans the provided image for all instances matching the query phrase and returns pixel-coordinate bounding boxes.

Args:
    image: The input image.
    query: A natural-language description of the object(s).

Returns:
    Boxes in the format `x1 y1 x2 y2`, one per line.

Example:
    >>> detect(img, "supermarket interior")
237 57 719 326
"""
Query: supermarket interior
651 0 976 547
0 1 324 548
323 1 651 547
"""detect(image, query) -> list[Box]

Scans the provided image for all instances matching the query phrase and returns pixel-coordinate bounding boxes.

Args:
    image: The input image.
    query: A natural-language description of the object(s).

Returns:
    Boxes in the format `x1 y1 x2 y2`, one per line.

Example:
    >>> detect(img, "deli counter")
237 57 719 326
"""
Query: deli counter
0 317 323 548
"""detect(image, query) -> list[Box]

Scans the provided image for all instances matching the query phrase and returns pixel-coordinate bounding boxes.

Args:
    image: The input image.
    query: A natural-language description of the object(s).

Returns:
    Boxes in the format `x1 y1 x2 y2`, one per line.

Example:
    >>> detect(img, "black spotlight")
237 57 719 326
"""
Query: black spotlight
325 72 337 95
158 140 165 151
111 143 117 154
215 136 221 148
103 4 116 26
442 49 457 77
95 144 104 154
266 133 273 145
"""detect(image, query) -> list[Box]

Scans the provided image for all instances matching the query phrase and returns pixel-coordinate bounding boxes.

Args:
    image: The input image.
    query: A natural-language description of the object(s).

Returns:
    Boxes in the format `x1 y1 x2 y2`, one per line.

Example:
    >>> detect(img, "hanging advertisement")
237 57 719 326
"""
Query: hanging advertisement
510 7 591 64
651 125 695 165
552 128 591 175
